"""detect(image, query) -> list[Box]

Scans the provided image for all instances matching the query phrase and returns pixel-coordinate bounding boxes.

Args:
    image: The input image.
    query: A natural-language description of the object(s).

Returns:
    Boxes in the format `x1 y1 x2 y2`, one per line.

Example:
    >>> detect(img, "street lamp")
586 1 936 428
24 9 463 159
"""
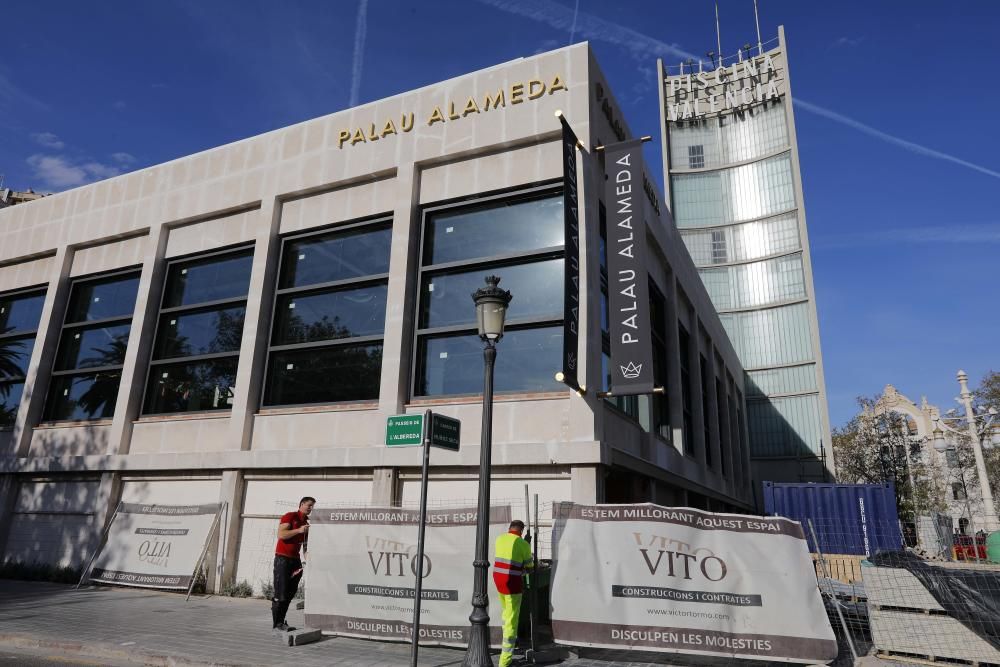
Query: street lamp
932 370 1000 531
463 275 512 667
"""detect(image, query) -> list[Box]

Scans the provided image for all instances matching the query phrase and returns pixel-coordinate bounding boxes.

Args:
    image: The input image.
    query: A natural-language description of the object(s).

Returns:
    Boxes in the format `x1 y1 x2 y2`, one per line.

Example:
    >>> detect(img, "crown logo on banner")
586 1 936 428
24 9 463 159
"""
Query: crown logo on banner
619 361 642 379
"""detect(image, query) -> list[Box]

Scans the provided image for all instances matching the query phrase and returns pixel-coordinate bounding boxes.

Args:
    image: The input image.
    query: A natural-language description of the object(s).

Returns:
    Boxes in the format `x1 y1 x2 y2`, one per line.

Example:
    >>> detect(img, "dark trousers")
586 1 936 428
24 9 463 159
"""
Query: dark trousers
271 555 302 627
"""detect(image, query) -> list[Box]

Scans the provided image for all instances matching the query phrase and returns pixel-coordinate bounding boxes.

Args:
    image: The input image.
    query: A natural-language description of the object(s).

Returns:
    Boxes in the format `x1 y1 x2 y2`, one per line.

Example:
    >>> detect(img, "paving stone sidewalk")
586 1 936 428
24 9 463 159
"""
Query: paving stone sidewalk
0 580 863 667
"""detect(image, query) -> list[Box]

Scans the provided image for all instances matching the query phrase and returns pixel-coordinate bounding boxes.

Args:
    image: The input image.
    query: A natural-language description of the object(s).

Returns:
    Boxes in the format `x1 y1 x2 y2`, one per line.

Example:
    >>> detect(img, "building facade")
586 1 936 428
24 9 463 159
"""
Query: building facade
0 44 751 592
657 27 832 490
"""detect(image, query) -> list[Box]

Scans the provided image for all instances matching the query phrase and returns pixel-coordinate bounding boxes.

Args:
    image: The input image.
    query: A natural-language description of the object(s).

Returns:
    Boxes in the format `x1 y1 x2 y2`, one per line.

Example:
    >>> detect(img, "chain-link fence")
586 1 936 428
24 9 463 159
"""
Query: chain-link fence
810 516 1000 666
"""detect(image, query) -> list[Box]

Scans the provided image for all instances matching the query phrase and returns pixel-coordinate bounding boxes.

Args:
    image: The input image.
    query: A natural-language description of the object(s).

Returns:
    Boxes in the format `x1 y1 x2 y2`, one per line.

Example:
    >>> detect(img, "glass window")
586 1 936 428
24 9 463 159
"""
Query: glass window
0 291 45 335
420 259 563 329
669 98 788 170
679 325 694 455
266 344 383 406
671 153 795 228
422 195 563 265
0 287 46 428
265 222 390 407
688 145 705 169
272 286 386 346
415 191 564 398
65 274 141 323
0 382 25 427
746 393 823 458
45 372 122 421
153 307 246 359
279 224 391 288
144 358 238 414
143 248 253 415
721 302 815 369
699 253 806 311
416 327 562 397
44 273 139 422
162 251 253 308
54 324 130 370
701 354 712 468
680 213 801 267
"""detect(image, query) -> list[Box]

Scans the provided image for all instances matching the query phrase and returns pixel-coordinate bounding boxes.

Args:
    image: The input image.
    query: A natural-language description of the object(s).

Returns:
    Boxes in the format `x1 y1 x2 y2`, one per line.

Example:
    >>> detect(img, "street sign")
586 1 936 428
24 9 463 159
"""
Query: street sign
385 414 424 447
430 414 461 451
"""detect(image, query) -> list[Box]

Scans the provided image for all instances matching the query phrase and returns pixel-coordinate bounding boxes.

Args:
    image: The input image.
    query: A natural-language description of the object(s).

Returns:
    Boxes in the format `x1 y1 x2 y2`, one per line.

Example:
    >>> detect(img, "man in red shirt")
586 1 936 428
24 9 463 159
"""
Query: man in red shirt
271 496 314 632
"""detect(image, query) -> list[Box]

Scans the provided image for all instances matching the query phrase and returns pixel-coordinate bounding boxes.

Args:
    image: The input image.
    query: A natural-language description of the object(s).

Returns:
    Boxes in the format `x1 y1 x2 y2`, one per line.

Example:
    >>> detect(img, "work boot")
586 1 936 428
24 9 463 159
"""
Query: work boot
273 621 296 633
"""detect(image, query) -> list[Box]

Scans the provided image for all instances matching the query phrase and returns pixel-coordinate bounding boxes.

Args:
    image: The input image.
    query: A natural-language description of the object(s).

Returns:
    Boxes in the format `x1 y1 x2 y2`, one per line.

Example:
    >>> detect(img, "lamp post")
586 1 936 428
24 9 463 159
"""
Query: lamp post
462 275 512 667
932 370 1000 532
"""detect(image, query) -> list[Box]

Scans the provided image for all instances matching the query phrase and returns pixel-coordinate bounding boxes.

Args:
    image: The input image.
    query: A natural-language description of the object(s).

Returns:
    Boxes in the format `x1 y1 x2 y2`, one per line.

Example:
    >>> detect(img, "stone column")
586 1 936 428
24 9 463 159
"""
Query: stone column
376 161 420 416
226 199 282 451
106 225 169 455
0 474 19 558
12 247 73 457
370 468 398 506
214 470 245 592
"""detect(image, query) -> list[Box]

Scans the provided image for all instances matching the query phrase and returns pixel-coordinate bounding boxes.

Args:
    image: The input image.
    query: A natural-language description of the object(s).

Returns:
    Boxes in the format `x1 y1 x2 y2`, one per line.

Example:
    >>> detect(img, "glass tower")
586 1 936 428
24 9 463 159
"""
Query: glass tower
657 27 832 485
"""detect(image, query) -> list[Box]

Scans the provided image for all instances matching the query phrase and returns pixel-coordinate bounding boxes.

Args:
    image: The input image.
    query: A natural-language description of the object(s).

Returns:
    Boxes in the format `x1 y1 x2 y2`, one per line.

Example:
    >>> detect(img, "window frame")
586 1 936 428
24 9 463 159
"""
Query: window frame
42 267 141 423
261 216 393 409
411 183 565 400
141 244 254 416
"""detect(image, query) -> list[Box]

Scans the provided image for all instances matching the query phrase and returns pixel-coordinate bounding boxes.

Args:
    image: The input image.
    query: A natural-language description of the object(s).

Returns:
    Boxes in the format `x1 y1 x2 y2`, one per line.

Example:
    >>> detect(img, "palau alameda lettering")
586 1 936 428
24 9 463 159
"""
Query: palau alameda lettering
604 139 654 396
550 503 837 664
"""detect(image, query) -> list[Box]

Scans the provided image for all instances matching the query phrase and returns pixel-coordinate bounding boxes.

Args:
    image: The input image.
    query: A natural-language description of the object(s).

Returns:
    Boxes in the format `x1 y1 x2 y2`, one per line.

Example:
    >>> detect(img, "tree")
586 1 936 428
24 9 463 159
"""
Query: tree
833 395 944 523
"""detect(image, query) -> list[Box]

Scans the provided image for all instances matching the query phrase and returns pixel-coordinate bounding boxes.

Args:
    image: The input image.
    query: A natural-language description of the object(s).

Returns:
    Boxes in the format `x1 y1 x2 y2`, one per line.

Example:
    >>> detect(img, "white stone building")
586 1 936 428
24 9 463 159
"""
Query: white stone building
0 44 752 590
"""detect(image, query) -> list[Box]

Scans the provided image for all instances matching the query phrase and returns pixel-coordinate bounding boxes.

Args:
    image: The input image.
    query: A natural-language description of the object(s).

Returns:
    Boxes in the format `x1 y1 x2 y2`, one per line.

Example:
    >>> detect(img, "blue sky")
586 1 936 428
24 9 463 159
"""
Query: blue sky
1 0 997 428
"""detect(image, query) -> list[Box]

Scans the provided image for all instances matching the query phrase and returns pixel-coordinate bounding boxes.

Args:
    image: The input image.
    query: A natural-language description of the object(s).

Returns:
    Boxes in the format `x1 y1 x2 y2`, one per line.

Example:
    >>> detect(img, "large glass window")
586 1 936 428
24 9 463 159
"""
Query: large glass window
0 288 46 427
718 302 815 369
264 221 391 407
671 153 795 228
668 99 789 170
415 191 563 397
746 393 823 458
143 248 253 415
680 213 801 266
699 253 806 311
43 272 139 422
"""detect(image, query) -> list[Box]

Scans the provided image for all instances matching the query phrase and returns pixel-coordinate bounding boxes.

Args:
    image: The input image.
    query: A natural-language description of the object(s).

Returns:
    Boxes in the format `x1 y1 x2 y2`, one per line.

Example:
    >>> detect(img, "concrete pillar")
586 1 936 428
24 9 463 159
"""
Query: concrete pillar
571 465 603 504
0 474 19 558
227 200 282 451
215 470 245 592
377 161 419 416
370 468 398 506
106 225 169 455
12 247 73 457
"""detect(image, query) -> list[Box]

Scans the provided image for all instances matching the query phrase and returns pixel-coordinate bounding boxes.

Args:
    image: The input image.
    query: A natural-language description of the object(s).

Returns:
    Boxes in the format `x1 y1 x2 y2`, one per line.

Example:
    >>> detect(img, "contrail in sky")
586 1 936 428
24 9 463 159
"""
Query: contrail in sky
793 99 1000 181
349 0 369 108
568 0 580 45
476 0 1000 181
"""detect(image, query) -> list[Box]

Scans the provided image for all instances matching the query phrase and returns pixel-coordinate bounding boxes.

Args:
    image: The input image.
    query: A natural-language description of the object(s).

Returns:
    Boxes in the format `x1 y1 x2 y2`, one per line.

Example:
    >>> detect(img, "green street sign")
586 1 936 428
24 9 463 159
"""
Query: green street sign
385 414 424 447
431 414 461 451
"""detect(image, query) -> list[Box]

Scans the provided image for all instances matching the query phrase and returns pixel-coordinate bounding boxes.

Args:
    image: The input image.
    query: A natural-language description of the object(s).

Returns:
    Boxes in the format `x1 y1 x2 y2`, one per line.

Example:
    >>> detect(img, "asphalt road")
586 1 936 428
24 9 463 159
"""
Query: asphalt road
0 645 141 666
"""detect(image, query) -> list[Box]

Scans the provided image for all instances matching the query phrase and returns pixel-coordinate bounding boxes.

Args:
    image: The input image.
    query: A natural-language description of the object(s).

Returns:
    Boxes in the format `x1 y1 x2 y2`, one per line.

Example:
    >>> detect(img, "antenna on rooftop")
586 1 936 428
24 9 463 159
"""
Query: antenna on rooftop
714 2 723 67
753 0 763 54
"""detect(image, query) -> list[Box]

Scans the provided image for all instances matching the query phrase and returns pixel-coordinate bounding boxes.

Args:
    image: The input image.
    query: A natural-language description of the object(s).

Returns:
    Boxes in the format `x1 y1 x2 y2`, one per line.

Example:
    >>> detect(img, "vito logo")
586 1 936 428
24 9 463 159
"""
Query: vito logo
366 535 432 579
137 540 171 568
620 361 642 379
632 532 727 582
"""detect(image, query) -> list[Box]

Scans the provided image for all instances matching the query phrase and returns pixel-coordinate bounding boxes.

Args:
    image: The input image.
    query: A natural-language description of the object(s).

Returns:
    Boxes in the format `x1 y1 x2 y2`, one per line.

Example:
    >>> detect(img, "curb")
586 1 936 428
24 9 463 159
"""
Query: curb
0 632 245 667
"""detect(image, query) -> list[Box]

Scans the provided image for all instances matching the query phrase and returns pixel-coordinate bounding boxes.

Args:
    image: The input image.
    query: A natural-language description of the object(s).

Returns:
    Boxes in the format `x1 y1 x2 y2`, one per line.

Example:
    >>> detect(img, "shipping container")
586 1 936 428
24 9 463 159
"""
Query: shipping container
762 482 903 556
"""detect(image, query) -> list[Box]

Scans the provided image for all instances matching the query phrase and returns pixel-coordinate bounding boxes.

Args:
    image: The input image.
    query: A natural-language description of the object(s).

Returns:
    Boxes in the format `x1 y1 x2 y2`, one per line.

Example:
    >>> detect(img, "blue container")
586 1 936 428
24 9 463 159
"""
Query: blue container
762 482 903 556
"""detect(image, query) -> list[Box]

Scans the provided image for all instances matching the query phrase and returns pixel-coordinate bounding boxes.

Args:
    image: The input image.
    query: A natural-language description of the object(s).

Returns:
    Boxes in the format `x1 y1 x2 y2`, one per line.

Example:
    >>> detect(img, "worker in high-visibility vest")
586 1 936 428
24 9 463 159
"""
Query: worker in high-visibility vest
493 519 534 667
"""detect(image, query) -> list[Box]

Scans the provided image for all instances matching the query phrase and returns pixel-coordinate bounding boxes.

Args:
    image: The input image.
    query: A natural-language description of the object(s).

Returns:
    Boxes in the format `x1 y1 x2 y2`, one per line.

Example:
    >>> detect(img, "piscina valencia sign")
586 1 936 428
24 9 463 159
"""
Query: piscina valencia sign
88 503 221 590
663 48 785 121
305 505 511 647
550 503 836 663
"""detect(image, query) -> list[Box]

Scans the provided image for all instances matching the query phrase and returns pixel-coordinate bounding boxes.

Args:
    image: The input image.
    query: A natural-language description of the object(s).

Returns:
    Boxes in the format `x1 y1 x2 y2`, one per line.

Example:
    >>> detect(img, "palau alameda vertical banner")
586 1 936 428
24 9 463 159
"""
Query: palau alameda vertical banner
559 113 581 389
550 503 838 664
305 505 511 648
604 139 654 395
89 503 221 590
